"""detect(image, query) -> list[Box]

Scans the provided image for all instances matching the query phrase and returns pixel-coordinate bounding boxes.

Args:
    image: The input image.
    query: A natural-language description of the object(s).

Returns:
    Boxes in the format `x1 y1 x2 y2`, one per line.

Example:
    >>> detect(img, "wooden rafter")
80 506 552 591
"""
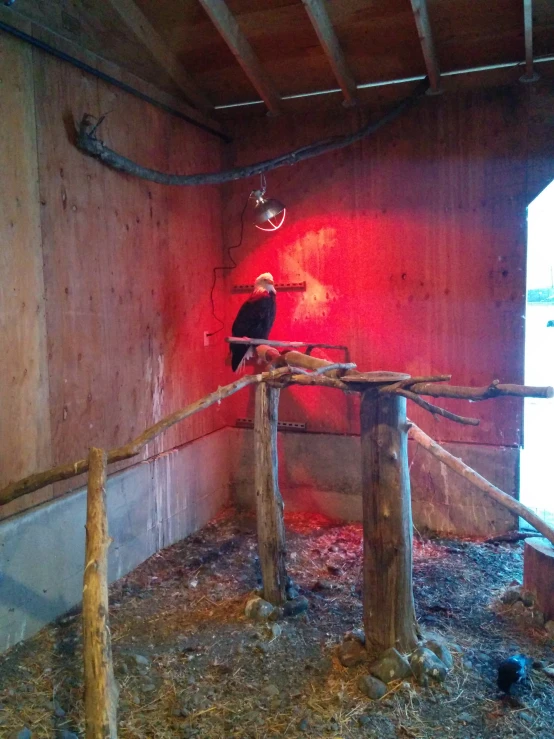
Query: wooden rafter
522 0 539 81
197 0 282 115
301 0 358 106
106 0 213 113
409 0 441 93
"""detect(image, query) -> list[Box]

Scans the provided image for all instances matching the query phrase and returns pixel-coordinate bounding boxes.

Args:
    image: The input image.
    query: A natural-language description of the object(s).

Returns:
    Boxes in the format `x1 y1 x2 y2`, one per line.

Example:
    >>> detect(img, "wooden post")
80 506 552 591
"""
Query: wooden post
360 391 419 653
83 448 118 739
254 383 287 605
523 538 554 620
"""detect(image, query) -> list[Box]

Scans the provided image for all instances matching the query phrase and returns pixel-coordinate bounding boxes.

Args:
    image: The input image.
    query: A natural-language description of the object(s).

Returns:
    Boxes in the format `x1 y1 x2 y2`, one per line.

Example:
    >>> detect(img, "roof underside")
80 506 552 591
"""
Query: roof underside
2 0 553 120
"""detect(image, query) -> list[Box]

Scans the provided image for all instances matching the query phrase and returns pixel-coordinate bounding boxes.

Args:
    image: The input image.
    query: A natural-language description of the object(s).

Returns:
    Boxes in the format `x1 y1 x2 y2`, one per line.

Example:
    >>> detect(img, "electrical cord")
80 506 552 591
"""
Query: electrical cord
207 195 250 336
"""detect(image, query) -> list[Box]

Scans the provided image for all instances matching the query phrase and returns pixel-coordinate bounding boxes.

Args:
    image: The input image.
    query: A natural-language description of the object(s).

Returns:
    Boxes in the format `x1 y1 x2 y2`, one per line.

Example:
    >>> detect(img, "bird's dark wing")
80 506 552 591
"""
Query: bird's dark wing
231 293 276 371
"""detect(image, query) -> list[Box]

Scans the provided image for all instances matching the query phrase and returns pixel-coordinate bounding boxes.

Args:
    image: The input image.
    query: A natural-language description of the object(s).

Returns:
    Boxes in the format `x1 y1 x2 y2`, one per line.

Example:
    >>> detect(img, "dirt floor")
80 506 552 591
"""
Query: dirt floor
1 507 553 738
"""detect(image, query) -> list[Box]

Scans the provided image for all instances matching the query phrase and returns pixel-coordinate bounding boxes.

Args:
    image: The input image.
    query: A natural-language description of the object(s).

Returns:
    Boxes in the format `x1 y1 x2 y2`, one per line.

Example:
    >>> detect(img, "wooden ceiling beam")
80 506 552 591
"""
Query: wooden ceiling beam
301 0 357 107
197 0 282 115
106 0 213 113
522 0 539 81
409 0 441 93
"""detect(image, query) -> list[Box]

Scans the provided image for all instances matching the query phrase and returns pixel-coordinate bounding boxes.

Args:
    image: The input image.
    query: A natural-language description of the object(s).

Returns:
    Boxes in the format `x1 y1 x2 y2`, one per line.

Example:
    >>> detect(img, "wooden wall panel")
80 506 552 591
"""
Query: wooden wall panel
0 36 53 519
0 36 227 513
222 81 554 447
32 52 227 498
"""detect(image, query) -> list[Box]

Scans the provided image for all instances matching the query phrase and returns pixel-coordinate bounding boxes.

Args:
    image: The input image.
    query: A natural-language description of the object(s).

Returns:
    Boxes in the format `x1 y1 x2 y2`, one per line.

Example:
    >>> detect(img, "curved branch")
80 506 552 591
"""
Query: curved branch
76 80 428 186
396 388 480 426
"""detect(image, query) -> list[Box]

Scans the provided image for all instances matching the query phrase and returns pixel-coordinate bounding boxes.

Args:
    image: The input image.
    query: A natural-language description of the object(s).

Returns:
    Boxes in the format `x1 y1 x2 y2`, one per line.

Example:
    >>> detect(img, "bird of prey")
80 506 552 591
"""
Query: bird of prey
230 272 277 372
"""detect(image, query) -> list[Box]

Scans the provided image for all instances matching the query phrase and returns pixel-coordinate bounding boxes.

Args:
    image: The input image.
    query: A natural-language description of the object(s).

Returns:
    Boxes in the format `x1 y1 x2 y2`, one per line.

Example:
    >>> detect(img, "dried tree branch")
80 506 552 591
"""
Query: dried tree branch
76 80 428 186
408 421 554 547
0 367 290 506
410 379 554 400
395 388 480 426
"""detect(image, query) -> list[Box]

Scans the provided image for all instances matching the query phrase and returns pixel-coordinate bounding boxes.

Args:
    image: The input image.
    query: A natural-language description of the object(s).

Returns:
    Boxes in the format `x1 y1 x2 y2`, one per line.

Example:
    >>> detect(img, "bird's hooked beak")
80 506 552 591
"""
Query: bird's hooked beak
267 280 276 294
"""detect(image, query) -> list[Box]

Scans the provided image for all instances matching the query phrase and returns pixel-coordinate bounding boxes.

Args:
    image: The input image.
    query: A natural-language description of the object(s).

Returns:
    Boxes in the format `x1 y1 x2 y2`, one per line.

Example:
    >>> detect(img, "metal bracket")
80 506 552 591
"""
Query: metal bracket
236 418 307 431
232 281 306 293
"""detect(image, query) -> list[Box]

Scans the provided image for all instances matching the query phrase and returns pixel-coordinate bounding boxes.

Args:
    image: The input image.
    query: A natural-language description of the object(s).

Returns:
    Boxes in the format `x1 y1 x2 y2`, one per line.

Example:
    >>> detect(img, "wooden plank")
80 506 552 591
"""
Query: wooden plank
223 83 554 445
302 0 358 106
0 5 224 134
409 0 441 92
30 46 227 504
0 33 52 520
105 0 213 112
522 0 539 81
523 538 554 620
197 0 282 114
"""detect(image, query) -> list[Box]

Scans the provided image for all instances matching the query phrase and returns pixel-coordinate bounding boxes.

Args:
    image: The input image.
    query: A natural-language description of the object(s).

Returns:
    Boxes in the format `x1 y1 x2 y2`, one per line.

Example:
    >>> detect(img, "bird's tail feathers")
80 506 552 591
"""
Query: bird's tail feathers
234 346 254 374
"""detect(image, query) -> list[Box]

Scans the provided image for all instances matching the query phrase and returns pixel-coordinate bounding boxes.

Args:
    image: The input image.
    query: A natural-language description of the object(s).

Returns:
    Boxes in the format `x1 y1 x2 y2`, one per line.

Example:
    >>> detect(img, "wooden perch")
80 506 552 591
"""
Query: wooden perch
408 421 554 548
254 384 287 605
76 80 428 186
228 337 349 351
0 367 290 506
83 448 118 738
409 379 554 400
361 392 419 652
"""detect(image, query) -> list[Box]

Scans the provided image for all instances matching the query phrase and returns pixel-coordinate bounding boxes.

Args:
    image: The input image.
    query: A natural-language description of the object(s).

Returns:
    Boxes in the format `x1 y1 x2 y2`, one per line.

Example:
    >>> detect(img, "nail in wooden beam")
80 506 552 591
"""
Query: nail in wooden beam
521 0 540 82
360 391 419 653
83 448 118 739
302 0 358 107
106 0 213 113
409 0 441 93
197 0 282 115
254 383 287 605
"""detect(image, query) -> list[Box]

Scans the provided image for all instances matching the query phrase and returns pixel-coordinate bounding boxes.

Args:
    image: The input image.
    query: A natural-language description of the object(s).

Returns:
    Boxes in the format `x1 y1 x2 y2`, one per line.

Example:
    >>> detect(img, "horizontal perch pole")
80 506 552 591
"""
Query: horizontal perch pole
408 421 554 548
2 363 551 508
228 337 349 351
409 379 554 400
77 80 428 186
0 367 291 506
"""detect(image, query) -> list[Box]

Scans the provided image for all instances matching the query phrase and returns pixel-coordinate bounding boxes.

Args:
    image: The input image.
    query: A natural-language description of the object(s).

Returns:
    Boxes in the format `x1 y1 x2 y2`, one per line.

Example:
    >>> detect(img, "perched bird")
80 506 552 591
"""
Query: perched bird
497 654 530 694
230 272 277 372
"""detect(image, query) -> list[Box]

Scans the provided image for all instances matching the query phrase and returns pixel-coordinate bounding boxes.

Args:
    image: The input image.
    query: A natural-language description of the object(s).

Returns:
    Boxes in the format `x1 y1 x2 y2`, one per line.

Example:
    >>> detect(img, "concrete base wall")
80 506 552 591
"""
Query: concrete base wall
0 431 231 653
229 428 519 536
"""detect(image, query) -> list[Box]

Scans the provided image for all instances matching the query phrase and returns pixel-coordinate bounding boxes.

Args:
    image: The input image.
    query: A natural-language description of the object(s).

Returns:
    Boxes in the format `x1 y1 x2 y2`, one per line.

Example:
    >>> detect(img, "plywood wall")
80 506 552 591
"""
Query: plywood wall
0 35 227 518
222 78 554 447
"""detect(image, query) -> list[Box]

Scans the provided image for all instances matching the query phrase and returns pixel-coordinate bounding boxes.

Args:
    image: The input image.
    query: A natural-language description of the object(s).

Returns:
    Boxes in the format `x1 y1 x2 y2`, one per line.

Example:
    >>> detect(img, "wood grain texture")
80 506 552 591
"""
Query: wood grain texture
254 383 287 606
223 81 554 446
0 37 227 515
0 5 223 133
106 0 213 112
301 0 358 106
0 34 52 519
7 0 553 109
523 538 554 620
361 391 419 652
82 448 118 739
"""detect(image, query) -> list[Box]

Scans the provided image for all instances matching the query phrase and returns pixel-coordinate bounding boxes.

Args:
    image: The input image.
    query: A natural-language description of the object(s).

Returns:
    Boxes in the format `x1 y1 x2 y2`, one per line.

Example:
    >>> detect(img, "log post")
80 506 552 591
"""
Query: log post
254 383 287 606
360 390 419 653
83 448 118 739
523 538 554 621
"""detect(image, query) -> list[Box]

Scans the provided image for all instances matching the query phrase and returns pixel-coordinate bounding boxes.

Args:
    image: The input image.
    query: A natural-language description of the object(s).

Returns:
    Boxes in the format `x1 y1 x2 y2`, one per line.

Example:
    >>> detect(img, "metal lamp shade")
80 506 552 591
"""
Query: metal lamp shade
253 197 285 225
